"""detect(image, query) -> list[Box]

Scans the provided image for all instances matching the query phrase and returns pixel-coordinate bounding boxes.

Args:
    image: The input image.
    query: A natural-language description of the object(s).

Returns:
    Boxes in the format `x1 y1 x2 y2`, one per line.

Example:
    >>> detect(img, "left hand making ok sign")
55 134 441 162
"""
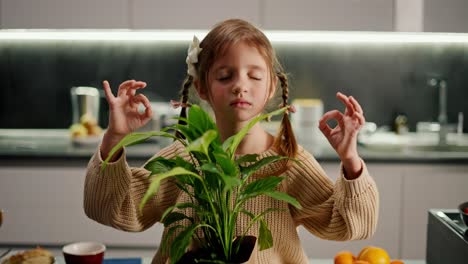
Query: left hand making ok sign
319 92 365 162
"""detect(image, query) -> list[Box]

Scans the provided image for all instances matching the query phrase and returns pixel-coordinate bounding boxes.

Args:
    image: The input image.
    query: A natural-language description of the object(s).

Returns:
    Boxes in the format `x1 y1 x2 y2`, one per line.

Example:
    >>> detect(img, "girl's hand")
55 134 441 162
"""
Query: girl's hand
100 80 153 160
318 92 365 178
103 80 153 137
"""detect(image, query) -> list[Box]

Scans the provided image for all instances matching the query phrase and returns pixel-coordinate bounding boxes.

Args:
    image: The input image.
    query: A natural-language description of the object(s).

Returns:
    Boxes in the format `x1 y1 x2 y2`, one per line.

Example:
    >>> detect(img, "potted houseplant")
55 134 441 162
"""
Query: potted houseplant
101 105 302 264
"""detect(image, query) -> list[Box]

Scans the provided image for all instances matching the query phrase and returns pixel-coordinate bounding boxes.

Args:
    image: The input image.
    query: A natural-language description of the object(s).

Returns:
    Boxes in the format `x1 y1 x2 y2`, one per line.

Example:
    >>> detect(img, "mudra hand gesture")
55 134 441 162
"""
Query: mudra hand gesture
318 92 365 176
103 80 153 138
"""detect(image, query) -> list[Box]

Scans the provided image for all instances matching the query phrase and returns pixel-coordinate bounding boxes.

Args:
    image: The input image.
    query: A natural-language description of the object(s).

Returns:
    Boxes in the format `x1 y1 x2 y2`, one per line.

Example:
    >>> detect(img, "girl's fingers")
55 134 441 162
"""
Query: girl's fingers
117 80 136 97
320 110 344 127
126 81 147 97
319 110 344 137
353 111 366 126
336 92 355 116
318 121 332 137
349 96 364 114
102 80 115 102
133 93 153 119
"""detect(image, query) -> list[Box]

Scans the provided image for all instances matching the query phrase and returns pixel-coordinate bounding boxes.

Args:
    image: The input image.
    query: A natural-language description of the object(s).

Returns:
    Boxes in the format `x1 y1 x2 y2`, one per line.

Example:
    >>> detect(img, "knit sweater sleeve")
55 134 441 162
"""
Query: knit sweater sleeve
83 141 184 232
288 146 379 241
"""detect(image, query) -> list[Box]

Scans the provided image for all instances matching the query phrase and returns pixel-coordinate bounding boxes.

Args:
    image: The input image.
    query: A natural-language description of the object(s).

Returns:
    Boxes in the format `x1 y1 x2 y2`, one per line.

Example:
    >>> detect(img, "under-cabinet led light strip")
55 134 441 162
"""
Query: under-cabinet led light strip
1 29 468 44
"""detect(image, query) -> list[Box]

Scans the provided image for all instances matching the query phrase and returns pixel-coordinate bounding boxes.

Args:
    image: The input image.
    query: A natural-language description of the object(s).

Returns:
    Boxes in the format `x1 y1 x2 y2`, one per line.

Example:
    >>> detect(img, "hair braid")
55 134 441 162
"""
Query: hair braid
176 75 193 138
274 72 298 159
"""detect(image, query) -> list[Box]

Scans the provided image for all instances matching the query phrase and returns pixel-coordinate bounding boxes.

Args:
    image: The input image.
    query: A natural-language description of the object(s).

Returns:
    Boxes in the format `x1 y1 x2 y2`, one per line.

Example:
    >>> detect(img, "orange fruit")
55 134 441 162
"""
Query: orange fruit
390 260 404 264
334 251 355 264
357 246 390 264
354 261 371 264
357 246 372 259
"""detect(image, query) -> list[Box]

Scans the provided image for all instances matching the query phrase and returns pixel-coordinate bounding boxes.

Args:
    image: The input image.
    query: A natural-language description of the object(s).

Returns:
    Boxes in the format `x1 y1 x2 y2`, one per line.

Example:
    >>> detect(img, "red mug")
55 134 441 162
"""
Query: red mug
62 242 106 264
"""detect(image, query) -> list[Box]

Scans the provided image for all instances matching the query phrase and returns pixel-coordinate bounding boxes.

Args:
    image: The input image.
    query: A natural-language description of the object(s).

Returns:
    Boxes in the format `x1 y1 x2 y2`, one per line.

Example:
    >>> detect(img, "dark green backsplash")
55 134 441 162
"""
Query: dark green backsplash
1 39 467 132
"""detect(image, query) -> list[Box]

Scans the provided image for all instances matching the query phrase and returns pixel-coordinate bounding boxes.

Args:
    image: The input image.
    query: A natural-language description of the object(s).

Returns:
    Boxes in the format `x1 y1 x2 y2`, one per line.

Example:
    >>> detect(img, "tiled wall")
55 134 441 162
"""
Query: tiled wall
1 39 467 132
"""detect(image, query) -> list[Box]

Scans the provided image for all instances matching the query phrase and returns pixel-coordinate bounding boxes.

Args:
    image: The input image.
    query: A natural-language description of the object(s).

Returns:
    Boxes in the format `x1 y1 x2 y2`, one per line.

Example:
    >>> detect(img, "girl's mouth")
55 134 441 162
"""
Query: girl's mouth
230 99 252 108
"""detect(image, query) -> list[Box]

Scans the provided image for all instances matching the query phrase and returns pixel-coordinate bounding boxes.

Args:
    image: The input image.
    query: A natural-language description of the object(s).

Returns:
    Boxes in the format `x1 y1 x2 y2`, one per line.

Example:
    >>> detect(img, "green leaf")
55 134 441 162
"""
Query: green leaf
200 163 240 192
200 163 221 174
144 157 176 175
186 130 218 156
187 105 217 135
174 156 196 172
222 176 241 192
139 167 202 212
162 224 184 253
170 224 203 264
240 155 288 179
258 219 273 250
169 124 195 142
213 150 238 177
239 209 256 219
101 131 178 172
241 176 285 199
161 203 199 224
222 107 287 158
162 211 194 227
235 154 259 165
265 191 302 209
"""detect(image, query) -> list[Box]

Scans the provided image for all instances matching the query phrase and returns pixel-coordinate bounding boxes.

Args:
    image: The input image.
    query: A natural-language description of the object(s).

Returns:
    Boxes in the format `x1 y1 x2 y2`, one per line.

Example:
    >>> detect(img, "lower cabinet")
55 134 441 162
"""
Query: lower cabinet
1 161 467 260
0 163 163 248
399 164 468 259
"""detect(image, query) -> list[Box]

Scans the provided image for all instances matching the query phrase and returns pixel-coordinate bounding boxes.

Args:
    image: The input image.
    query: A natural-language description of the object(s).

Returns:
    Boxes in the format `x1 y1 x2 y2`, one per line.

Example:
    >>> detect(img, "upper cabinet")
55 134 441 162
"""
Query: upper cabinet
131 0 261 29
395 0 468 33
0 0 467 32
262 0 394 31
0 0 129 29
423 0 468 33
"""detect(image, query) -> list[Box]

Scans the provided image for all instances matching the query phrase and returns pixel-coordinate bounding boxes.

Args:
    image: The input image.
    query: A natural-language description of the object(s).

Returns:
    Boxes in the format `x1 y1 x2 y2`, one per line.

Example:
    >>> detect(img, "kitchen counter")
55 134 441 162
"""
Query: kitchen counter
0 249 427 264
1 129 468 163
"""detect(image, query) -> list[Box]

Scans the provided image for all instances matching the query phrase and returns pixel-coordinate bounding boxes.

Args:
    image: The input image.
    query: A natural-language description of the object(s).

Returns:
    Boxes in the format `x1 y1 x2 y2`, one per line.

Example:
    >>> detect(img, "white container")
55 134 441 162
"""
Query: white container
70 86 100 125
291 99 324 145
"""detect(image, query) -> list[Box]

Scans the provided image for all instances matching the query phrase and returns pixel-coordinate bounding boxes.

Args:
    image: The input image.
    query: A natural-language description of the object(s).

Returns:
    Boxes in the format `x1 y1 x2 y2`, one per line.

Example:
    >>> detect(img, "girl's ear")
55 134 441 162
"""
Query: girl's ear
194 80 208 101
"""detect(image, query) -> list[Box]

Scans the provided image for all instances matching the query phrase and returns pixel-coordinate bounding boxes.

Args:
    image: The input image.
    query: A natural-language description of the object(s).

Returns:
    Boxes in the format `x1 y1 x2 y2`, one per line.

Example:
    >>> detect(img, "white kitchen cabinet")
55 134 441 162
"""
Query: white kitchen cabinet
297 162 402 259
262 0 394 31
131 0 261 29
399 164 468 259
0 0 128 29
395 0 468 33
423 0 468 33
0 164 164 248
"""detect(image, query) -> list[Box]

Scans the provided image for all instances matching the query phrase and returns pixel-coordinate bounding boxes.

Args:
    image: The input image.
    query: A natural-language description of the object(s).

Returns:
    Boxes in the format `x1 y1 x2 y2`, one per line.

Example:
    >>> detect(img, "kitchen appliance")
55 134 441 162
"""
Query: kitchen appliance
426 209 468 264
291 99 324 146
70 86 100 125
137 101 180 133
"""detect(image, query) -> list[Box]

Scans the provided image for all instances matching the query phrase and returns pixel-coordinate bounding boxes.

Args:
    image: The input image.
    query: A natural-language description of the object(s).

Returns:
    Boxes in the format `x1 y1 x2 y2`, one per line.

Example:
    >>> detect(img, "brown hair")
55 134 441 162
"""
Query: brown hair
177 18 297 158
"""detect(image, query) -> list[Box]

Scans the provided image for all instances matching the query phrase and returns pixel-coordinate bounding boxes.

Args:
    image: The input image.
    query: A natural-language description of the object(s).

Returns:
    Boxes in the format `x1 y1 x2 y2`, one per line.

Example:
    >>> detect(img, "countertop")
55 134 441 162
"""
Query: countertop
1 129 468 163
0 252 426 264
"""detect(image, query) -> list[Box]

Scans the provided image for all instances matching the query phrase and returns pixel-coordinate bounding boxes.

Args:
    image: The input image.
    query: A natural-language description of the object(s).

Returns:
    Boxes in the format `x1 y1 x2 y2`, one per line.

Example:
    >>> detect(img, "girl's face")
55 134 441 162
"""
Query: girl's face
199 41 275 124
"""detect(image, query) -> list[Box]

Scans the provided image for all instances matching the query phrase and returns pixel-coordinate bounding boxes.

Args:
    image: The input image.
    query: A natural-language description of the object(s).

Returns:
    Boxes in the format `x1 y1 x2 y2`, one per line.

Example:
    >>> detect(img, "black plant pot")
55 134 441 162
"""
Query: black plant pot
177 236 257 264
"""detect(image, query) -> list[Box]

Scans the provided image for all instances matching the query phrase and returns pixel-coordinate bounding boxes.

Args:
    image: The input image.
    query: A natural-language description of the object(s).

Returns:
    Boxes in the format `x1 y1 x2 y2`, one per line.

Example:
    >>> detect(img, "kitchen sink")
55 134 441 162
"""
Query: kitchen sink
358 132 468 153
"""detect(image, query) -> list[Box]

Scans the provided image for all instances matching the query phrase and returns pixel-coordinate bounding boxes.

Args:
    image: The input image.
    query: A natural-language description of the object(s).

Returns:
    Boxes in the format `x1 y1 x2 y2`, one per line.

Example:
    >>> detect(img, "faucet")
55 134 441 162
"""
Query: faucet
428 77 448 145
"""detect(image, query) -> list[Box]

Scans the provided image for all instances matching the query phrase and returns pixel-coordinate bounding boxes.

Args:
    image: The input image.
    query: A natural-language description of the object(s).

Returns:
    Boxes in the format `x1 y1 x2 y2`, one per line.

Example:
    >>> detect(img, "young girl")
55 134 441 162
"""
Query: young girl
84 19 378 264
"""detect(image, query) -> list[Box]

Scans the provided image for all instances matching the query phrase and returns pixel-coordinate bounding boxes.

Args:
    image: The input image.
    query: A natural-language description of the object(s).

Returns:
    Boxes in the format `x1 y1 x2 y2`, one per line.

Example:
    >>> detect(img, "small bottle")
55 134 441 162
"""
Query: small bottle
395 114 409 134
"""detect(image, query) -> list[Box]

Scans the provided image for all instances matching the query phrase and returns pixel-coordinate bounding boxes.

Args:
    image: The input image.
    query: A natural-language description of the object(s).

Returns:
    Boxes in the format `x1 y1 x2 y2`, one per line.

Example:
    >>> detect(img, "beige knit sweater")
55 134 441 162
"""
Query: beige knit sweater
84 141 379 264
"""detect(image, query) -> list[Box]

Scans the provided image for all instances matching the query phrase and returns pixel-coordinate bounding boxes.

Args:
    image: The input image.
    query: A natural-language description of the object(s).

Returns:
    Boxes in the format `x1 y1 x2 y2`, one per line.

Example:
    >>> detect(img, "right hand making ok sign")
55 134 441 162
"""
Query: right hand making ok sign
100 80 153 160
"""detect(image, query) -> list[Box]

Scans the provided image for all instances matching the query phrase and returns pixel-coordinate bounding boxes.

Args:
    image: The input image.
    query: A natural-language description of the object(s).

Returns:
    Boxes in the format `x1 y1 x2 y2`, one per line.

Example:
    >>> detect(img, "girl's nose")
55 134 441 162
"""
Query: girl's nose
232 79 247 94
232 86 242 94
